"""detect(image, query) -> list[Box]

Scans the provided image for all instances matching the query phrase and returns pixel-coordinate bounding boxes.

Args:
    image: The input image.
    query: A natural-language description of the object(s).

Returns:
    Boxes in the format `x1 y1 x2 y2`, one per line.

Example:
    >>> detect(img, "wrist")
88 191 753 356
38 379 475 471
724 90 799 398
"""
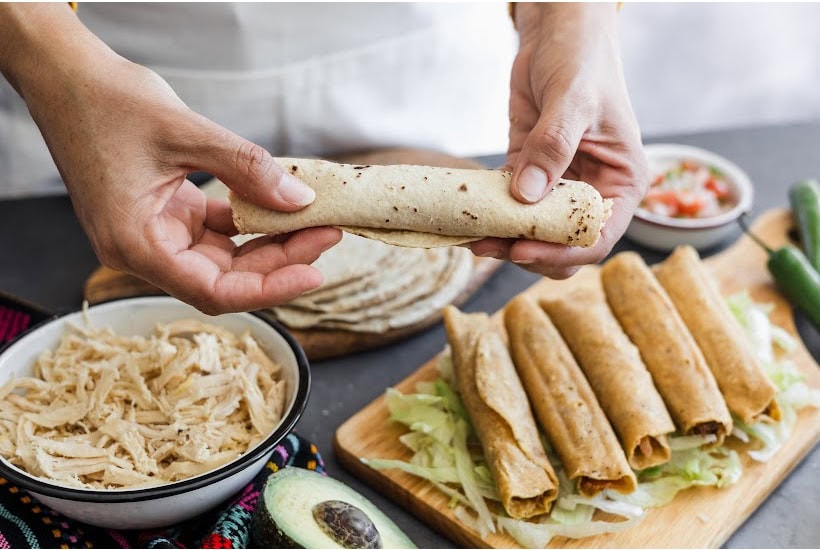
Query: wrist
0 3 114 97
513 3 617 42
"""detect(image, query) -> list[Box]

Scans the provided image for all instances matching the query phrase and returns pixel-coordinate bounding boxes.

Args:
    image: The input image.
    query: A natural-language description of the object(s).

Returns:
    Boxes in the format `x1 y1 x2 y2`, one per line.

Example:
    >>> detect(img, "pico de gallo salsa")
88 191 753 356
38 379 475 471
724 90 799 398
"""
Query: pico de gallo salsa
639 159 734 219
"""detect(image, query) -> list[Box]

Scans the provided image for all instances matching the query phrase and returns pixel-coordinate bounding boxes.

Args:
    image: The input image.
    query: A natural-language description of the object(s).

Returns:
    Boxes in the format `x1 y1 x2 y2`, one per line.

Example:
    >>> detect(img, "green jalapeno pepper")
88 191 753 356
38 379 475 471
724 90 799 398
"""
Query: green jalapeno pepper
740 216 820 331
789 179 820 271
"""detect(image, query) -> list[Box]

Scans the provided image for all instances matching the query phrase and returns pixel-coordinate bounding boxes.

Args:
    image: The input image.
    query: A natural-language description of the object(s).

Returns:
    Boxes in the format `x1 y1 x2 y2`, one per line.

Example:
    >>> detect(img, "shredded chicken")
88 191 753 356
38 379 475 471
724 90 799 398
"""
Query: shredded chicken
0 319 286 489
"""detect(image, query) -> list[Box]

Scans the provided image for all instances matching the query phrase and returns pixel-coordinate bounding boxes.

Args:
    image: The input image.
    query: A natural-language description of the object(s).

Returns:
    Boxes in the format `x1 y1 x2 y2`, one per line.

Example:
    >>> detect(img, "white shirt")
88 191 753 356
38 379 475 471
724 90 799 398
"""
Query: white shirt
0 3 517 197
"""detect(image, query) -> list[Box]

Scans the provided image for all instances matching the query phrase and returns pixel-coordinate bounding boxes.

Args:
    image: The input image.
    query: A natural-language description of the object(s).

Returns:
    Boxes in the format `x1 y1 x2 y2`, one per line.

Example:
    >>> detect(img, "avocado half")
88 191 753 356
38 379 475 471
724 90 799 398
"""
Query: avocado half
251 467 416 549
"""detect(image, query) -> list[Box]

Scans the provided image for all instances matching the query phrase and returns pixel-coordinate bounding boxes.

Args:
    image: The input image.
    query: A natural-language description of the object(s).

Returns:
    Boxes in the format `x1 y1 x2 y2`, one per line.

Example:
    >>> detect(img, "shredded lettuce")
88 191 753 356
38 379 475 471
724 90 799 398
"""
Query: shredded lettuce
364 293 818 546
613 446 742 508
368 365 649 547
726 291 820 462
667 434 717 451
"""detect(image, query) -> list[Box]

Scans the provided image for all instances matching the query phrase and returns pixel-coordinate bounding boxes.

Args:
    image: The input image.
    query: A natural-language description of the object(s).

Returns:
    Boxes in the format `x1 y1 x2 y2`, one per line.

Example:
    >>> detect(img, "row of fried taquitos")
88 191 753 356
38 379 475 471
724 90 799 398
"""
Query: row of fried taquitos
442 245 780 520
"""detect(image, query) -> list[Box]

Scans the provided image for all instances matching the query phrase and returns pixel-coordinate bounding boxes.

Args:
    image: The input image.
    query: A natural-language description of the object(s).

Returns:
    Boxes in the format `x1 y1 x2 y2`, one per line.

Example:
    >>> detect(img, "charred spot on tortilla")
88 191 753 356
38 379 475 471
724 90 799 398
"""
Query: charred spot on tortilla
459 183 468 191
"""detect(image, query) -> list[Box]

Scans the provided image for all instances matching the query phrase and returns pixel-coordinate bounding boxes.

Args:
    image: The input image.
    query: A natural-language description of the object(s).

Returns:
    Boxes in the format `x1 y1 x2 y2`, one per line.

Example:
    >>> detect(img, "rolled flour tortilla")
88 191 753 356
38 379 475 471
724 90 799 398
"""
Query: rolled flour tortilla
230 158 612 248
443 306 558 519
504 296 637 496
541 282 676 470
653 245 780 424
601 252 733 445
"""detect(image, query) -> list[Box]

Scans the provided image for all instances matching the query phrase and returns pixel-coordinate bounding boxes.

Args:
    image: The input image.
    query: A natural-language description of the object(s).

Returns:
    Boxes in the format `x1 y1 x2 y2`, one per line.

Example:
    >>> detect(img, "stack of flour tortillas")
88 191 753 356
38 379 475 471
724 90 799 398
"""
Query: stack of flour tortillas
271 233 474 333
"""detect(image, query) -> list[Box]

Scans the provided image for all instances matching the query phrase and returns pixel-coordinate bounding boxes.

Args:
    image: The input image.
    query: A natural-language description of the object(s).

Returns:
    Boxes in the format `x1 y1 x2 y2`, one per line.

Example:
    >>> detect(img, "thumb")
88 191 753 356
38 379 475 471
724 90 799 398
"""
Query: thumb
510 111 586 204
178 118 315 212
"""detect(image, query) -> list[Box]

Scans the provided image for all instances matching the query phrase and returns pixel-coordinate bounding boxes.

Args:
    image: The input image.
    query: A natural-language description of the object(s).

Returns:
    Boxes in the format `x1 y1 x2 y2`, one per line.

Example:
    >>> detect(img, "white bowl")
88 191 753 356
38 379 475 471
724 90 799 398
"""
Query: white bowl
0 296 310 529
625 144 754 252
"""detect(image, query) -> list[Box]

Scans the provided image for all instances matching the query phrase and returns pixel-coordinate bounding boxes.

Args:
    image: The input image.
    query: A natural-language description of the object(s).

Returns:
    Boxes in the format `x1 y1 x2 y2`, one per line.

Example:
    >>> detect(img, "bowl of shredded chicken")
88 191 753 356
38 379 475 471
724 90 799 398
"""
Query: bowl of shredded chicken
0 296 309 529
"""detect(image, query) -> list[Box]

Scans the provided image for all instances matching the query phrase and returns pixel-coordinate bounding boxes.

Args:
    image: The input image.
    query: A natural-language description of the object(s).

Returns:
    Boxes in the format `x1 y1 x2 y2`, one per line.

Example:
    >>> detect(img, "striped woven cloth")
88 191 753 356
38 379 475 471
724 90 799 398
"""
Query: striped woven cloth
0 433 324 549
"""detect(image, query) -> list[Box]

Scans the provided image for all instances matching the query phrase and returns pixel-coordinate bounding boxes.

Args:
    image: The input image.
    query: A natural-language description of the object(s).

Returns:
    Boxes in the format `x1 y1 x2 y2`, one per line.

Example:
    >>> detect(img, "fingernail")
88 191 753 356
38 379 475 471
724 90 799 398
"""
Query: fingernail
278 173 316 207
512 258 535 265
517 165 548 202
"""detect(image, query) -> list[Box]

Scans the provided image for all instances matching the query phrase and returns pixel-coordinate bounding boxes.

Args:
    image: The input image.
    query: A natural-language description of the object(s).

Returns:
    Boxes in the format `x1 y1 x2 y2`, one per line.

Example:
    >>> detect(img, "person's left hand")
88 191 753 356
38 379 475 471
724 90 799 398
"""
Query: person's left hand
470 2 648 279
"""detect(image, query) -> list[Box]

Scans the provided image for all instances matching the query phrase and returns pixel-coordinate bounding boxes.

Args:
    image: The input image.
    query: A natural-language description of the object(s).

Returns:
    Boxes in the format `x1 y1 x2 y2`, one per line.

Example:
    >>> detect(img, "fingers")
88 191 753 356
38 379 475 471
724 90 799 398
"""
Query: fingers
204 198 238 236
510 101 588 204
509 194 636 277
469 238 514 259
231 227 342 272
170 115 315 212
161 250 326 315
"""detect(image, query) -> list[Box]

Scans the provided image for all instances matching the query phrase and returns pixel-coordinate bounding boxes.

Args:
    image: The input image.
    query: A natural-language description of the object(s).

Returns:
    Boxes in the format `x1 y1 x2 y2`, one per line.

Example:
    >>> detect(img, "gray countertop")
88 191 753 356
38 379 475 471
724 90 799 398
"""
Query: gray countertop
1 121 818 547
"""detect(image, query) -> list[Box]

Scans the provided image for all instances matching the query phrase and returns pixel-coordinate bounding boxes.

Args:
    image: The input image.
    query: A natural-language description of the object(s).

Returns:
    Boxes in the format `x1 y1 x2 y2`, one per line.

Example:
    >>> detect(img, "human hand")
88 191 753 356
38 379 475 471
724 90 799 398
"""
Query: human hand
0 4 340 314
470 2 648 278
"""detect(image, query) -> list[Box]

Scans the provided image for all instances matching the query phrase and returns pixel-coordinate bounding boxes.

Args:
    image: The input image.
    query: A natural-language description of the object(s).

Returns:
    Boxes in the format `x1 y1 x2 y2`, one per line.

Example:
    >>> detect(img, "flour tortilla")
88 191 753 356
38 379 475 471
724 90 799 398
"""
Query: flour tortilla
274 248 458 323
287 248 440 314
203 177 403 295
297 231 401 294
271 247 474 333
230 158 612 248
443 306 558 519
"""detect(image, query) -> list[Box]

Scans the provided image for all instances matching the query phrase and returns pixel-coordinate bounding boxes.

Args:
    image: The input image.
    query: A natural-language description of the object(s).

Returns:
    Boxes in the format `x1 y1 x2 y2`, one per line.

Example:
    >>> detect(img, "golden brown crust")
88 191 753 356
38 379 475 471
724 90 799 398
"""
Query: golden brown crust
442 306 558 519
653 246 780 424
541 280 676 470
503 296 636 496
601 252 733 444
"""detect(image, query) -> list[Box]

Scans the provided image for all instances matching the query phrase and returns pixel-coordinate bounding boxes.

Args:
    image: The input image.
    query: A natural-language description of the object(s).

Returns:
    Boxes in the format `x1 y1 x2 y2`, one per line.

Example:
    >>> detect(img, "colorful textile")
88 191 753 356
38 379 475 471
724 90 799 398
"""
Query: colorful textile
0 433 324 549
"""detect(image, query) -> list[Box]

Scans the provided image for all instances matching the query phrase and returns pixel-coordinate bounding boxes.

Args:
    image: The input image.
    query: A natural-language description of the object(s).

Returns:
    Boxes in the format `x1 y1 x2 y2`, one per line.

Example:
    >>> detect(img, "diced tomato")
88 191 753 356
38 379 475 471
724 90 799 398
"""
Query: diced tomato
705 177 731 200
652 174 664 187
676 192 705 217
644 189 680 216
681 160 699 172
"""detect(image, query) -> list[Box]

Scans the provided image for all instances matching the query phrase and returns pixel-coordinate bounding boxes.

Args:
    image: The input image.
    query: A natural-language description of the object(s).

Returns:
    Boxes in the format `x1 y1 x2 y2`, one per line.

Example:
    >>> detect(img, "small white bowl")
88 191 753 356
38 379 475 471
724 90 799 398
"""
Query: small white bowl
625 143 754 252
0 297 310 529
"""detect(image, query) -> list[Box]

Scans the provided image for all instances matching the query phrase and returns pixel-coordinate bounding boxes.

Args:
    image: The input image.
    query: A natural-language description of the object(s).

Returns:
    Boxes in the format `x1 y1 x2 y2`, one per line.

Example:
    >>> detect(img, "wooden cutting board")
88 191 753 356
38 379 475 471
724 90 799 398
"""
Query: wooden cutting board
335 208 820 549
83 149 502 360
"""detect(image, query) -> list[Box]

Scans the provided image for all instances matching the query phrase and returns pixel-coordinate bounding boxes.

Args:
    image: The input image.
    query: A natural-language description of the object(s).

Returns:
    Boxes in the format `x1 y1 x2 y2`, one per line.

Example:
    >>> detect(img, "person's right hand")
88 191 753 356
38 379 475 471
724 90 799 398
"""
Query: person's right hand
0 4 341 314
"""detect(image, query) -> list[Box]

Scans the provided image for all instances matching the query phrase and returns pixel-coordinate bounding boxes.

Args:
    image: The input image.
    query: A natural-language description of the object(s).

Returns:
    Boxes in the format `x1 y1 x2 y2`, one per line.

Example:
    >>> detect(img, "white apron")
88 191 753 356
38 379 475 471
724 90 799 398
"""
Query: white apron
0 3 517 198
